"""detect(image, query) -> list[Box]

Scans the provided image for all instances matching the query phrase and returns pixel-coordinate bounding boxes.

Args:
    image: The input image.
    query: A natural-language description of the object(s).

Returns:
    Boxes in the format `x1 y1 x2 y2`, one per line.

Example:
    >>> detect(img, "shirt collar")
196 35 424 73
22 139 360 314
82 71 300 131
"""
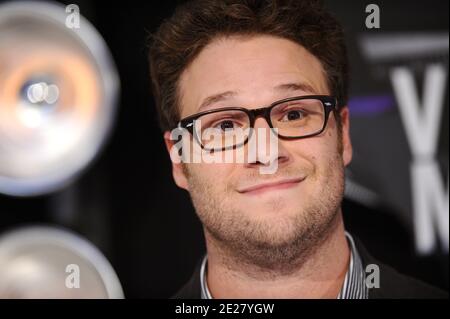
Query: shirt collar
200 231 368 299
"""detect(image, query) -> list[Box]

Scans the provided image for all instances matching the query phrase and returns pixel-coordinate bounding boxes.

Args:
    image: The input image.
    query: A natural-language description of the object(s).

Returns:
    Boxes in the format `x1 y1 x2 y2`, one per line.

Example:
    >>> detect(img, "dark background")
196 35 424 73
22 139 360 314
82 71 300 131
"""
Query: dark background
0 0 448 298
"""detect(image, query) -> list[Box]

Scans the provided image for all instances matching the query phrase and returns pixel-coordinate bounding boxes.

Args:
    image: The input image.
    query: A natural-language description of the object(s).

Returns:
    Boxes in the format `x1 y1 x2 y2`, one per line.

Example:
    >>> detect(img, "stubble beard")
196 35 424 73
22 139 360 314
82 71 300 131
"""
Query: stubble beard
185 151 345 276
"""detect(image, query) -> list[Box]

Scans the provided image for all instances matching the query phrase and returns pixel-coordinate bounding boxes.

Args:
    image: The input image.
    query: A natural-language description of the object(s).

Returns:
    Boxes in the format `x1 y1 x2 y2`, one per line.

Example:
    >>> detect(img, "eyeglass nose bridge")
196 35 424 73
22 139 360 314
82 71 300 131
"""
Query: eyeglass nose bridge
246 106 274 130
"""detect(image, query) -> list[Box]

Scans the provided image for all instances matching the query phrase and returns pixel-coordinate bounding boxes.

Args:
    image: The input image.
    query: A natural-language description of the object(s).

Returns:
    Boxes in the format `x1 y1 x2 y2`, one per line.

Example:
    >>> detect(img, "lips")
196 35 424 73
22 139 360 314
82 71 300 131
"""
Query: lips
237 177 305 195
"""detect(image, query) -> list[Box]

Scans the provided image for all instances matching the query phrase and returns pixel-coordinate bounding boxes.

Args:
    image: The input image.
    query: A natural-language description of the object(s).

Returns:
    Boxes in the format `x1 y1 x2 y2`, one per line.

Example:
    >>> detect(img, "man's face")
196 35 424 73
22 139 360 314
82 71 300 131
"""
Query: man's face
165 35 352 268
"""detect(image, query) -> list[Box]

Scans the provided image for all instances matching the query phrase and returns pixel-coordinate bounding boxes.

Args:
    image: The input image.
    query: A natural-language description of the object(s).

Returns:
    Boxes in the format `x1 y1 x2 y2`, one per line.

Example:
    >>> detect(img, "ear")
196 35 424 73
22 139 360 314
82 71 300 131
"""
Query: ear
339 107 353 167
164 131 189 191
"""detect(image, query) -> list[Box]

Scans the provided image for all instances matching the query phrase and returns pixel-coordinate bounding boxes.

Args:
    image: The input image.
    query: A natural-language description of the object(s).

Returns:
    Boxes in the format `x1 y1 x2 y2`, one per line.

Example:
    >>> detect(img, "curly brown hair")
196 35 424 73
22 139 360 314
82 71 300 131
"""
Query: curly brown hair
148 0 348 132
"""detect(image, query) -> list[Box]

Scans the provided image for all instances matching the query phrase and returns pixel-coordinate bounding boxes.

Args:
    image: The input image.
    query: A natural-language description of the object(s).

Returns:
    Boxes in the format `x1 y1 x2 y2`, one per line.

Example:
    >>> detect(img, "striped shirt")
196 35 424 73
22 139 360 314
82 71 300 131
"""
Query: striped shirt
200 232 368 299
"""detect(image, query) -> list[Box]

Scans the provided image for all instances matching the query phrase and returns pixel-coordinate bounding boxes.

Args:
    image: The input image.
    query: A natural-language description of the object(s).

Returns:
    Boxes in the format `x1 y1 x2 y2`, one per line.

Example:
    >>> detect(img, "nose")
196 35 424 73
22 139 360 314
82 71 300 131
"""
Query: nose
245 117 290 173
253 116 271 130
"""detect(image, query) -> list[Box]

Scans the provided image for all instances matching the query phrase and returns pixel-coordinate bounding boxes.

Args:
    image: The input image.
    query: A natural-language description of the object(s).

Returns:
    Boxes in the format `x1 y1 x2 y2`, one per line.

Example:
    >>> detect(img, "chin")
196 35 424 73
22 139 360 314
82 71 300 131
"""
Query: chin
248 198 305 217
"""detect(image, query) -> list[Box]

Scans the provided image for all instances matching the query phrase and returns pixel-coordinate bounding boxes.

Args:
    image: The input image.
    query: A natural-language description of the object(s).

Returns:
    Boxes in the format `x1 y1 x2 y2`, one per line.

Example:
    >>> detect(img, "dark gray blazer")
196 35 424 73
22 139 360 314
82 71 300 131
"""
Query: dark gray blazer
172 238 448 299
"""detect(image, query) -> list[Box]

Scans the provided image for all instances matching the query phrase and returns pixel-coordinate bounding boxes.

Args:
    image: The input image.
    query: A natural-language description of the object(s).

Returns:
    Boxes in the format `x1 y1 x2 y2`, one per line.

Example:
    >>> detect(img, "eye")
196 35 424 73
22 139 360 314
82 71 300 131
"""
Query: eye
280 109 306 122
210 118 246 132
198 110 248 134
215 120 236 131
208 114 248 131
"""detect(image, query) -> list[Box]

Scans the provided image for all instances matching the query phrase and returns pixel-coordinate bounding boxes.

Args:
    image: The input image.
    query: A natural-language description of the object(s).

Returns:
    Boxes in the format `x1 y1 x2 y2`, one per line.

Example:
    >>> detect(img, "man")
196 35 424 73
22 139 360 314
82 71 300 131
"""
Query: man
148 0 447 298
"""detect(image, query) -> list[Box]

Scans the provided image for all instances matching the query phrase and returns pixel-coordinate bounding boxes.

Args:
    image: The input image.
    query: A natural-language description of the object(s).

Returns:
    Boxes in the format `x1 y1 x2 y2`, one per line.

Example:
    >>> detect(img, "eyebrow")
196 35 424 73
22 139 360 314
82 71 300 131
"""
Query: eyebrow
274 82 317 94
197 91 237 112
197 82 317 112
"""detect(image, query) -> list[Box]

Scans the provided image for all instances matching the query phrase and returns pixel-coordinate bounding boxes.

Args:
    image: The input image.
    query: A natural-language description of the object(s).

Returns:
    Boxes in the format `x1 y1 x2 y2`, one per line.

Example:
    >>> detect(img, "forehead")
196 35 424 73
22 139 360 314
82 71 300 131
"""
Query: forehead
178 35 329 117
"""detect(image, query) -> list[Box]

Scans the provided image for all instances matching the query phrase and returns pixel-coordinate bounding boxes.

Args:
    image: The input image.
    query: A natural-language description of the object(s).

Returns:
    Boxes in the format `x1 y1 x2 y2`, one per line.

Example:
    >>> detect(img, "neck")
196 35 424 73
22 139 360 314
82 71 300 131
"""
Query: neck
204 211 350 298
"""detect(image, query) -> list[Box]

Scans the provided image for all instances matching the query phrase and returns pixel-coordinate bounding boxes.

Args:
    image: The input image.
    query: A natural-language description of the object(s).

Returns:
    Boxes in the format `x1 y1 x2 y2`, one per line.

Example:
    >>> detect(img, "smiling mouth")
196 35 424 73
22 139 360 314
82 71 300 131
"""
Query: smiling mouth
237 177 306 195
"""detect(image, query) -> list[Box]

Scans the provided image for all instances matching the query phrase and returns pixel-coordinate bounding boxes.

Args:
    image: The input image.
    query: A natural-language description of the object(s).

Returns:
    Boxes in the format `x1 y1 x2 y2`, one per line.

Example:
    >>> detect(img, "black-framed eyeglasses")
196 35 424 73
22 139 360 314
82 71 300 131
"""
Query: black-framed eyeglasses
177 95 338 152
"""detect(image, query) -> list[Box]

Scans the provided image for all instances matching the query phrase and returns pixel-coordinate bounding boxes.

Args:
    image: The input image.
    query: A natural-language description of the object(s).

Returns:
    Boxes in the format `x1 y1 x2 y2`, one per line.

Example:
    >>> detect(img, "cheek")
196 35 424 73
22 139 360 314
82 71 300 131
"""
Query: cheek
188 162 237 188
288 135 341 172
320 125 342 158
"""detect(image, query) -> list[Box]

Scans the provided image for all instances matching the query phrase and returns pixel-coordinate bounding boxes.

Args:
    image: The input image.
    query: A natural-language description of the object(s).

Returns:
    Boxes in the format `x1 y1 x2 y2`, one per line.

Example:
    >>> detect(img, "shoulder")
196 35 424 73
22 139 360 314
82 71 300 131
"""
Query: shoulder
171 239 448 299
354 238 448 299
